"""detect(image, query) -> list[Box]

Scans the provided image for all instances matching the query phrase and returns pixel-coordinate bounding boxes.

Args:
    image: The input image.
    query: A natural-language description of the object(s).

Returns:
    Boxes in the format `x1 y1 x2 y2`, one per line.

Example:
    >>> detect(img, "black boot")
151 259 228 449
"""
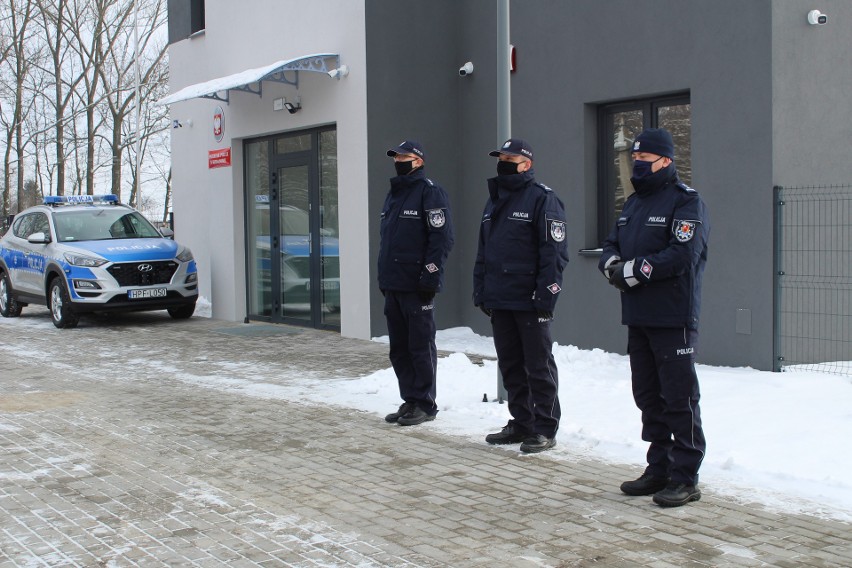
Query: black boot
620 473 670 496
519 434 556 453
385 402 413 423
397 405 435 426
485 423 528 445
652 482 701 507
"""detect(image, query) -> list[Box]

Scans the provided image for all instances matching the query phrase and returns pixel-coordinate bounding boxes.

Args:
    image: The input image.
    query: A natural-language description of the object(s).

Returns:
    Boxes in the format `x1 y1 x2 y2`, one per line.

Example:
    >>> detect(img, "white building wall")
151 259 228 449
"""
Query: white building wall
165 0 371 339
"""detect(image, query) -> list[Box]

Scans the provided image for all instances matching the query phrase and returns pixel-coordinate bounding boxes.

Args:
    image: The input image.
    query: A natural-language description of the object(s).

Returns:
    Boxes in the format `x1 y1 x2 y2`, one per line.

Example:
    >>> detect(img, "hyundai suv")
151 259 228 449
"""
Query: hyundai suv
0 195 198 328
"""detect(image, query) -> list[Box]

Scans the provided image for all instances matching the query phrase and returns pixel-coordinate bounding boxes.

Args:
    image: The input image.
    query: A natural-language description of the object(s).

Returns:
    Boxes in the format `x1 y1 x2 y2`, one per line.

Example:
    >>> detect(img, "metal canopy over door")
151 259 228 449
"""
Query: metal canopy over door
245 127 339 330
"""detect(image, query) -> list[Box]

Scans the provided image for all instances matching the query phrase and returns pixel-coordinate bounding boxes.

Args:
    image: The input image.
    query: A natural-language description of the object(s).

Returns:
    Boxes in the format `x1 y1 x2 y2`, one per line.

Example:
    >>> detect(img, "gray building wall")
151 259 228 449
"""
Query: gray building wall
166 1 851 371
509 0 777 368
365 0 852 370
772 0 852 187
365 1 472 333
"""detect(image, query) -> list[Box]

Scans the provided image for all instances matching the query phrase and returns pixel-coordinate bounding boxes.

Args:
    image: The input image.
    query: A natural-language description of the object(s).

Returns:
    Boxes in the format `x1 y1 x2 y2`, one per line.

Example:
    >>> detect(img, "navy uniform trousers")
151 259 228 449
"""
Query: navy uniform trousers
491 309 561 438
384 290 438 416
628 326 706 485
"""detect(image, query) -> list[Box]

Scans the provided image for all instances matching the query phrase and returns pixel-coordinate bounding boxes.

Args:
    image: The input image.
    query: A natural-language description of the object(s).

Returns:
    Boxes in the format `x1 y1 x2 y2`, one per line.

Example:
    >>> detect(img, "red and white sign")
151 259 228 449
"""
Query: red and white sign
213 106 225 142
208 147 231 169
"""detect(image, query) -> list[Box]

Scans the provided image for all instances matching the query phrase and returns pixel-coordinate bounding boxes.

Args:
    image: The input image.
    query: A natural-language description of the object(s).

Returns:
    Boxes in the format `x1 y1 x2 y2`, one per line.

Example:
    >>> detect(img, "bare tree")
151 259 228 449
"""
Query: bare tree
0 0 170 216
1 0 42 217
36 0 87 196
97 0 168 206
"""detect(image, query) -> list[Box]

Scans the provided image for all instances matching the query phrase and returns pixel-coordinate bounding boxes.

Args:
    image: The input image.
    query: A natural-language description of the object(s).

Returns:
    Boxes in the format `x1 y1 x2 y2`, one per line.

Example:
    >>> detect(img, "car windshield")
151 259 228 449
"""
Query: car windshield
53 209 163 241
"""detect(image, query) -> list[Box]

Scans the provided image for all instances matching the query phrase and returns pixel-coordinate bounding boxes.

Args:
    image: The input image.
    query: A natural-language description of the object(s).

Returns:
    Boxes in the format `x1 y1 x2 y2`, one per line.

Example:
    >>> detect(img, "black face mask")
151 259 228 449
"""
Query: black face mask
497 160 520 176
630 162 673 195
631 156 664 179
394 160 416 176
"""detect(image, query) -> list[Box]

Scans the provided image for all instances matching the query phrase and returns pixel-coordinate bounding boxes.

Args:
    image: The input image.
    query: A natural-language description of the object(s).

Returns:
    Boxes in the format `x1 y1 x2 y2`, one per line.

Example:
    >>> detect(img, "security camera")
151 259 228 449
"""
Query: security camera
807 9 827 25
458 61 474 76
327 65 349 79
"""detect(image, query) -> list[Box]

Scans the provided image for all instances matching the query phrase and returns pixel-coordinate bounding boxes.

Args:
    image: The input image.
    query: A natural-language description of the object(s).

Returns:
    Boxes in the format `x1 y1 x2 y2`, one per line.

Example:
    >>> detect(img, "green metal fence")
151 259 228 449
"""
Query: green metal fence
774 185 852 374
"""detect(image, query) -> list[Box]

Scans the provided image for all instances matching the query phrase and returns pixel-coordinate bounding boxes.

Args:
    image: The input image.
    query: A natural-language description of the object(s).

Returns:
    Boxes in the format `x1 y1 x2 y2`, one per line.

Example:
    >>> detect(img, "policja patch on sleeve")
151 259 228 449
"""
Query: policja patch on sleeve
427 209 446 228
673 220 697 243
549 220 566 242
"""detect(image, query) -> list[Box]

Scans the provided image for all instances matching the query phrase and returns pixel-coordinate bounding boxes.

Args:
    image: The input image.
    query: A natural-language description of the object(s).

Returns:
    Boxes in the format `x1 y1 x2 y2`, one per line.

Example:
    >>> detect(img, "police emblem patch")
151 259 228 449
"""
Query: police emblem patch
428 209 446 228
674 220 696 242
426 263 438 273
548 283 561 294
549 220 566 242
640 259 653 279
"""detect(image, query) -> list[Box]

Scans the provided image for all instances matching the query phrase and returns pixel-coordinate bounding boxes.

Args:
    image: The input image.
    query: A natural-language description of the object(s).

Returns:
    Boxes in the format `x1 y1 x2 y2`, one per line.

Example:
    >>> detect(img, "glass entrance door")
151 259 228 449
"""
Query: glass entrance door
279 164 312 323
245 127 339 329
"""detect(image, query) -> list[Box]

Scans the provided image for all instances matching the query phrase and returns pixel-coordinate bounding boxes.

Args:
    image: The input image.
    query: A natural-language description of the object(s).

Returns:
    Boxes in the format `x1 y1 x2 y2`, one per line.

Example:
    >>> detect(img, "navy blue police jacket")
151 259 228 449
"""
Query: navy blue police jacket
378 168 454 292
473 170 569 312
598 164 709 329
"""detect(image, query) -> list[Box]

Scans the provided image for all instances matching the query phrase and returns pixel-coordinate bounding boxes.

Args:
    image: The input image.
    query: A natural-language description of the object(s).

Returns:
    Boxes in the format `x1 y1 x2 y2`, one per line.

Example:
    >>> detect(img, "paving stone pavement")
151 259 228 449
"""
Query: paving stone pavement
1 309 850 567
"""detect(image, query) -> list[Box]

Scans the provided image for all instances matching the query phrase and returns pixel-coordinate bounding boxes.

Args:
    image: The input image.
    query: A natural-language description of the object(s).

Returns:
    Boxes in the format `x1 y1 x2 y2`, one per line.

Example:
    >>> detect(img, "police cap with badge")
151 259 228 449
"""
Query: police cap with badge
489 138 534 160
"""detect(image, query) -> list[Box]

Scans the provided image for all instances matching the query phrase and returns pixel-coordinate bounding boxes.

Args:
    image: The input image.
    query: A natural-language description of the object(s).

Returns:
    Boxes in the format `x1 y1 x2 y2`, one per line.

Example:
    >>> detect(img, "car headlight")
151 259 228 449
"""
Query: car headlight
176 247 194 263
64 252 107 267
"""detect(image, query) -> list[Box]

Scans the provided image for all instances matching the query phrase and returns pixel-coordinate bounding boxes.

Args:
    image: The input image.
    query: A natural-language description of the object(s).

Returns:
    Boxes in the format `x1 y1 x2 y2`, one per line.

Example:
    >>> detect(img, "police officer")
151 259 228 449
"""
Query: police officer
474 138 569 453
379 140 454 426
599 128 710 507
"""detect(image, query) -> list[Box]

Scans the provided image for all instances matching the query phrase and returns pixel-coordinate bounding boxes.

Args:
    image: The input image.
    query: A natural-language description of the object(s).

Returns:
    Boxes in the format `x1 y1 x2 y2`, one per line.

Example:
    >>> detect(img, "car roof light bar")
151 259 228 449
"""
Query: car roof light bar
44 195 120 206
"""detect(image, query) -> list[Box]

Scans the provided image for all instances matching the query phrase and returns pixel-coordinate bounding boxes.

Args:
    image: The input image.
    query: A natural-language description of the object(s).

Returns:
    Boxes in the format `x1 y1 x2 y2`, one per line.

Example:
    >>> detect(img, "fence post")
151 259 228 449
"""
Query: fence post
773 185 784 372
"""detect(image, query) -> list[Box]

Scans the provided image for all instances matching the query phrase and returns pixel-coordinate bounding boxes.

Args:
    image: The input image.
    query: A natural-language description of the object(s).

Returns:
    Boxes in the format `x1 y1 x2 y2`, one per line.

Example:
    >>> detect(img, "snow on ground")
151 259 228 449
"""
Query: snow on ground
2 307 850 521
355 328 852 521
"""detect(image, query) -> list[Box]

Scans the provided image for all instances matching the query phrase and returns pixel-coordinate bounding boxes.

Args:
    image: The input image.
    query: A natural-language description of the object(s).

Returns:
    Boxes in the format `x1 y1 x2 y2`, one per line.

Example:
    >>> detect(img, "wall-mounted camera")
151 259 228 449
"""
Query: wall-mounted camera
458 62 474 77
807 9 827 25
283 97 301 114
327 65 349 79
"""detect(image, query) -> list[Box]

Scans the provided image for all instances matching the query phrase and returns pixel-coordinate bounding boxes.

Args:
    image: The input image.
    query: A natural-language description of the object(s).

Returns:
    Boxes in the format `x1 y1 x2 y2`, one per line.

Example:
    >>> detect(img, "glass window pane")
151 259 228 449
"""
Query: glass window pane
598 96 691 245
275 133 312 155
319 130 340 326
280 165 312 323
609 110 645 224
246 140 271 317
658 103 692 185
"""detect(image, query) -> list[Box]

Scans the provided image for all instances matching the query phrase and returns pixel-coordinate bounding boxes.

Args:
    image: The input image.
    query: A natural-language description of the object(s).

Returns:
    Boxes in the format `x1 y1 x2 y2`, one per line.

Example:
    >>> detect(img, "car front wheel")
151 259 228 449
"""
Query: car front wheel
0 271 23 317
167 303 196 320
48 277 79 329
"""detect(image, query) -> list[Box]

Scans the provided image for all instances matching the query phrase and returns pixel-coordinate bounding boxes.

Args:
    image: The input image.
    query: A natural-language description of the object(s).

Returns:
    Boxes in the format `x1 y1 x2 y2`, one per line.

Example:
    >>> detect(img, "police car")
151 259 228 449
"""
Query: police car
0 195 198 328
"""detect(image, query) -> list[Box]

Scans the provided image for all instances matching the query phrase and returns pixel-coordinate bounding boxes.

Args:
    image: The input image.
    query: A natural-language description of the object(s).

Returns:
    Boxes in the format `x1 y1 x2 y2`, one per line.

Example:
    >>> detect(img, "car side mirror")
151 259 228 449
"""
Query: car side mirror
27 232 51 244
160 227 175 239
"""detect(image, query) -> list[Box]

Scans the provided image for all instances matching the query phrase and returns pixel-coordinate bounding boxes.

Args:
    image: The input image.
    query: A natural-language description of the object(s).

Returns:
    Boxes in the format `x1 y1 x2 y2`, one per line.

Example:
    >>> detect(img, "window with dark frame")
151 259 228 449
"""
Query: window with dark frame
596 93 691 245
190 0 205 35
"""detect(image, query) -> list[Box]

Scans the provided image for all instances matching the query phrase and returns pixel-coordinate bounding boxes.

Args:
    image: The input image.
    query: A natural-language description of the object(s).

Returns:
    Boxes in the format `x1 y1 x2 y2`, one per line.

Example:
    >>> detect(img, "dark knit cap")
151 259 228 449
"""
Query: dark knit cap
632 128 674 159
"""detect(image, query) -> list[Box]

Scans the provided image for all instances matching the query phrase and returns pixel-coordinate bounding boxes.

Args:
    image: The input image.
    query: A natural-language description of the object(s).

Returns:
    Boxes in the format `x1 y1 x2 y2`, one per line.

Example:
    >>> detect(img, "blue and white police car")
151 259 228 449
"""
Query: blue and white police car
0 195 198 328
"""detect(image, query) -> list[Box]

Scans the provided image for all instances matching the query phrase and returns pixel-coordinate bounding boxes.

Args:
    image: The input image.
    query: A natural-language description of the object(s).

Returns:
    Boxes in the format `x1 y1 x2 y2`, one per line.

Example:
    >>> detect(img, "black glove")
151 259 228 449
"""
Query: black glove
537 310 553 321
602 256 621 280
608 261 638 292
418 289 435 303
478 304 492 317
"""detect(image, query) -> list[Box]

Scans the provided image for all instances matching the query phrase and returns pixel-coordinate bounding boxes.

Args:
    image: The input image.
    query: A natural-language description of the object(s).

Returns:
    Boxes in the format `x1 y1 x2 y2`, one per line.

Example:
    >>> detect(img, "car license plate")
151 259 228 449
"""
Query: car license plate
128 288 167 299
